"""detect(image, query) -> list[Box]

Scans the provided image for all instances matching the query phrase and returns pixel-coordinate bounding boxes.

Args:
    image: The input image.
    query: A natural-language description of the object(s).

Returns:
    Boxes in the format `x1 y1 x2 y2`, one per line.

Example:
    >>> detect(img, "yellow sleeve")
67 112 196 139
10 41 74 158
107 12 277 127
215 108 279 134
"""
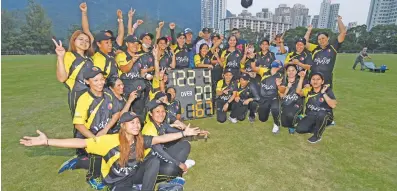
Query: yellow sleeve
85 134 118 156
152 76 160 90
240 60 246 69
142 122 158 136
303 87 312 97
194 54 201 67
92 53 106 71
284 53 292 64
73 94 89 125
171 44 177 51
63 52 76 74
216 80 223 91
115 52 128 67
307 43 317 52
257 67 269 77
220 50 227 68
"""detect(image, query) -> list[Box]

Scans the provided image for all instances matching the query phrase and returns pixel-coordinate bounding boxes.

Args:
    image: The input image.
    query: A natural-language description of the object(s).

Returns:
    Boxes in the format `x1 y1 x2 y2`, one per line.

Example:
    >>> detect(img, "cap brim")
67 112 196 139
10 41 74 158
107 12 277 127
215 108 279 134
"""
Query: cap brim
84 71 106 80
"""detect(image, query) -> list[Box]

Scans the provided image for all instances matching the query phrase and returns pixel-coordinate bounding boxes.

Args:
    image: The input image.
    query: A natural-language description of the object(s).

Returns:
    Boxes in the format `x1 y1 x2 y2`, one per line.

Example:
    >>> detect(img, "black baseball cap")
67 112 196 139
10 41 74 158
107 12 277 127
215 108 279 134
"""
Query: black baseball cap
223 68 233 74
125 35 140 43
119 112 141 123
101 30 114 37
310 72 325 80
154 92 167 100
147 100 167 111
84 66 105 79
202 28 210 33
140 32 154 40
240 73 250 81
295 37 306 45
95 32 113 42
157 36 168 44
177 32 186 38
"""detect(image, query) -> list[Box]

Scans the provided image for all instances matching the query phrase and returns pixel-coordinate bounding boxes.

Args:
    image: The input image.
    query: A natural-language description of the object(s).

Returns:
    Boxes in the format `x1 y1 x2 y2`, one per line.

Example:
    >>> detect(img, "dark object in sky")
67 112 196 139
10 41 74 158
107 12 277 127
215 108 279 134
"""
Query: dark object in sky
241 0 253 8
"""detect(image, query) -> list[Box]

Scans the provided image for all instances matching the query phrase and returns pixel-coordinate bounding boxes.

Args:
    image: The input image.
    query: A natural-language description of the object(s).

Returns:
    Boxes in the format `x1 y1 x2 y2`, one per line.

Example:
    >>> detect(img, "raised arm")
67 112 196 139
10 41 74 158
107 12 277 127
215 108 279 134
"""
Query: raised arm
52 39 68 82
304 25 313 50
337 16 346 43
156 21 164 41
80 2 94 44
127 8 135 36
321 86 337 109
279 33 287 54
296 70 306 96
20 130 87 148
116 9 124 47
169 23 176 45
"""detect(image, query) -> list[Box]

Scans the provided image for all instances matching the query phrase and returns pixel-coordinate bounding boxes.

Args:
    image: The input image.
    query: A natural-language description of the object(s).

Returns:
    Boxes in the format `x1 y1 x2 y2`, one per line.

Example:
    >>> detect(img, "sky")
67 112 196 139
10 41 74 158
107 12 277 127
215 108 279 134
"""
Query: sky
227 0 371 25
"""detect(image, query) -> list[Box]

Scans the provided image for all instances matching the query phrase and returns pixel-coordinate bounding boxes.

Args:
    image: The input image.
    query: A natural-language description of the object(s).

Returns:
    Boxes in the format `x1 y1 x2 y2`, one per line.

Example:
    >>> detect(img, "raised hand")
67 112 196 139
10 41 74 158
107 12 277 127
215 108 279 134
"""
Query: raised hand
128 7 135 18
52 38 66 57
222 88 229 95
292 59 300 65
321 84 329 94
337 15 342 20
20 130 48 147
158 21 164 28
307 24 313 31
137 20 144 25
79 2 87 13
128 91 138 101
298 70 307 78
117 9 123 19
169 22 176 30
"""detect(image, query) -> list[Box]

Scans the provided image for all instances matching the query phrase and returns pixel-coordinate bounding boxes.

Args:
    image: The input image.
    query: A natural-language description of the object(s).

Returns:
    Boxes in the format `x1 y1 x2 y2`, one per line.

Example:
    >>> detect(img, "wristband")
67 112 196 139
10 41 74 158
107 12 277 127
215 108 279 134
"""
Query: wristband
46 139 49 146
117 19 123 22
133 23 139 29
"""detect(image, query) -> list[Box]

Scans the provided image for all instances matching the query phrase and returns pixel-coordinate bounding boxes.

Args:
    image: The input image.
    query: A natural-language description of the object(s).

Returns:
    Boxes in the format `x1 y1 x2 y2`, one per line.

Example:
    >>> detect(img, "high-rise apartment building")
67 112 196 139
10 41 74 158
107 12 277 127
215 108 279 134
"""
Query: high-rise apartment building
366 0 397 30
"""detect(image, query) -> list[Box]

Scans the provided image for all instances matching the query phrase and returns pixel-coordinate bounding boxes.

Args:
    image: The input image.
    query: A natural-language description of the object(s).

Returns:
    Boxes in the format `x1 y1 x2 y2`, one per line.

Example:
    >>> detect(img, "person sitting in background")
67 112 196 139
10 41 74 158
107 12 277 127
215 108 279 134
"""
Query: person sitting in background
229 73 260 123
353 47 371 71
195 28 213 55
194 44 214 70
216 68 238 123
295 71 337 144
270 33 289 62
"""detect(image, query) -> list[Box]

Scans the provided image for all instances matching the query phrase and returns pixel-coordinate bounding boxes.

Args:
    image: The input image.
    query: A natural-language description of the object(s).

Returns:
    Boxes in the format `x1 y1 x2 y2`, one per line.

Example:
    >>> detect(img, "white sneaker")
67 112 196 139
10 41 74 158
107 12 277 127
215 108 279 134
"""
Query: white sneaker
272 124 280 134
228 116 237 124
185 159 195 169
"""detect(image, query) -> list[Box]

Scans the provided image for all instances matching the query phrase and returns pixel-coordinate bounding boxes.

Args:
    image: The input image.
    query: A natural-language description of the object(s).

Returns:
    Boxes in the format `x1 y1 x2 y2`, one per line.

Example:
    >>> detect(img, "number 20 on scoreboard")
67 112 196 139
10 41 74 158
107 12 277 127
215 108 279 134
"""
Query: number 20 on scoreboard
167 69 214 120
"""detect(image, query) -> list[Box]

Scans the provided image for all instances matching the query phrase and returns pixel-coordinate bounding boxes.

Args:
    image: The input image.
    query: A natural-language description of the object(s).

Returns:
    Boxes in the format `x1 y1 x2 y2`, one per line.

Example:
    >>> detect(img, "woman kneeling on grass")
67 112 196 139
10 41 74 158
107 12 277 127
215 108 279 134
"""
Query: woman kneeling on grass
295 71 337 144
20 112 201 191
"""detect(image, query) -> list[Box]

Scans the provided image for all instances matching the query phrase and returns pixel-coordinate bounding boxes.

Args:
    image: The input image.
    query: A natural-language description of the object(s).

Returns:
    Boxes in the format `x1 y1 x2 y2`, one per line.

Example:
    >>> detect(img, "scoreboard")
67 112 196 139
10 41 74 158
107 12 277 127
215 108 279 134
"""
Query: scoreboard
167 68 214 120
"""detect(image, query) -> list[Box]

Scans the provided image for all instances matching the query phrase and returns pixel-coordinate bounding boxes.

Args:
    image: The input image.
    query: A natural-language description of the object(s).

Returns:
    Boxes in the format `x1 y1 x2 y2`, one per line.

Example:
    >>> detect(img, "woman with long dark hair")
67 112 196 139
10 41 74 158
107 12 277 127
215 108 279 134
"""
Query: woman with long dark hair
194 43 214 69
20 112 201 190
220 35 248 80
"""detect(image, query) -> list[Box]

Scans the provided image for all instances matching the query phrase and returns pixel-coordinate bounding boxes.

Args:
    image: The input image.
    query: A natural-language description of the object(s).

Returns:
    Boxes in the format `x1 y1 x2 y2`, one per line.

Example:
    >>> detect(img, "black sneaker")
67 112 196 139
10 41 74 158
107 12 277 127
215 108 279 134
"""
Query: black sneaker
307 135 322 144
248 116 255 123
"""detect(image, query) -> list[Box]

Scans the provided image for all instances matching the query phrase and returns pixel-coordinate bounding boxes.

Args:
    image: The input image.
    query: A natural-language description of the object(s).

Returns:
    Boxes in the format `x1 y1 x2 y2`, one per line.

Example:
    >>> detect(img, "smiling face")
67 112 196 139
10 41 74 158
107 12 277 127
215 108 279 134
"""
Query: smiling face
86 73 105 92
122 117 141 135
97 39 112 53
157 39 167 50
127 42 140 53
286 65 297 78
296 42 305 53
317 34 329 47
167 88 176 101
228 36 237 47
177 35 186 46
260 40 270 51
142 36 152 47
74 34 90 51
200 44 209 56
150 105 166 124
224 72 233 82
111 79 124 96
310 74 324 88
185 33 193 42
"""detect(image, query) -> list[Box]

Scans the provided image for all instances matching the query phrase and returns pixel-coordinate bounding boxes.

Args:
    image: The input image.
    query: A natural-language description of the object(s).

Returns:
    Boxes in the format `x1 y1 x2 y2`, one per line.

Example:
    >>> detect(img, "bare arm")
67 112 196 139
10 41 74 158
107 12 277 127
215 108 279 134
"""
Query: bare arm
20 130 87 148
152 124 200 145
156 21 164 42
52 39 68 82
279 34 287 54
296 71 306 96
323 93 337 109
116 10 124 47
80 2 94 44
337 16 346 43
74 124 96 138
97 112 121 136
127 8 135 36
304 25 313 50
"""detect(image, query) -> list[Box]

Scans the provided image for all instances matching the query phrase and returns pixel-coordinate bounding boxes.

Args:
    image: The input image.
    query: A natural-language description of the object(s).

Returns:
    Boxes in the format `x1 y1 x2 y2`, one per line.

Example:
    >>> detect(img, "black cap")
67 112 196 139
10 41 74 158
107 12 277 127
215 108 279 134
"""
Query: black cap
223 68 233 74
211 33 221 40
157 36 168 44
147 99 167 111
84 66 105 79
140 32 154 40
119 112 140 123
177 32 186 38
202 28 210 33
101 30 114 37
240 73 250 81
310 72 325 80
295 37 306 45
154 92 167 100
125 35 140 43
95 32 113 42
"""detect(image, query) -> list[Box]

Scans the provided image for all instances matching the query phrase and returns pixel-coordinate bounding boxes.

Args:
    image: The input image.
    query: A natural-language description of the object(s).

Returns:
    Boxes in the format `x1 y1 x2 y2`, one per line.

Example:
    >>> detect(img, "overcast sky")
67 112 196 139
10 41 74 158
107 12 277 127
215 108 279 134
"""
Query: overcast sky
227 0 371 25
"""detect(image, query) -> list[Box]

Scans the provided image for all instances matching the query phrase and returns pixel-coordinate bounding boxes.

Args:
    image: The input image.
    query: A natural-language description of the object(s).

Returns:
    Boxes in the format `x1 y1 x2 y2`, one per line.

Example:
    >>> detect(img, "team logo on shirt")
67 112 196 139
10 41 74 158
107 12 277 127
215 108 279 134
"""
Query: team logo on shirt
92 67 99 71
149 57 153 62
300 57 304 61
319 98 324 102
176 105 179 110
108 103 113 110
236 54 239 57
137 86 142 90
328 49 331 53
267 58 270 62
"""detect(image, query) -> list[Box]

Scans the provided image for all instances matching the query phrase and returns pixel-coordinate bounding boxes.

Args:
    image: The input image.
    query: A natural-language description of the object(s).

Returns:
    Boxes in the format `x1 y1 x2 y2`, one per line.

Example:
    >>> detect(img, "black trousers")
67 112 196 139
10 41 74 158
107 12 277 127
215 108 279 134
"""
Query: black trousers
296 112 333 137
353 59 365 70
111 156 160 191
158 141 191 181
215 99 234 123
280 104 303 128
257 98 281 126
230 101 258 121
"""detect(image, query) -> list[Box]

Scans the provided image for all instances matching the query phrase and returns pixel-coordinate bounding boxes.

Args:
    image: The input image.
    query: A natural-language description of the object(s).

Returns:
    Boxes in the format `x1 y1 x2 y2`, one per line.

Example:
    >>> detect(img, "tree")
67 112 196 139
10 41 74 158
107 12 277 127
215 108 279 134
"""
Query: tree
1 10 21 52
19 0 53 53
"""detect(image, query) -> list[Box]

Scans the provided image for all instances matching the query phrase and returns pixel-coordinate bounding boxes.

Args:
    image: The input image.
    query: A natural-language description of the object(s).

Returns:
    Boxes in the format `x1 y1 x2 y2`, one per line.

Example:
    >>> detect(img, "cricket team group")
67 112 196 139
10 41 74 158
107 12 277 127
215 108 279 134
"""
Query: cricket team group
20 2 347 191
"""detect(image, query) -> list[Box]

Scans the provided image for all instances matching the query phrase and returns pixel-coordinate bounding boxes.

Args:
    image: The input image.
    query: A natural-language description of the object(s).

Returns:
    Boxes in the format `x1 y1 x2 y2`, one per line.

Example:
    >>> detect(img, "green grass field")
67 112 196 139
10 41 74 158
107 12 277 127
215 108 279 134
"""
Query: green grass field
2 54 397 191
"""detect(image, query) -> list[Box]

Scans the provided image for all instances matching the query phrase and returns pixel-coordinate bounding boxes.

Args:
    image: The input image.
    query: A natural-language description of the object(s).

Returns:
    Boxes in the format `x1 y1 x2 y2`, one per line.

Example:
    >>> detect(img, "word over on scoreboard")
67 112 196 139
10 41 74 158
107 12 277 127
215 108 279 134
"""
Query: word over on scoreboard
167 68 213 120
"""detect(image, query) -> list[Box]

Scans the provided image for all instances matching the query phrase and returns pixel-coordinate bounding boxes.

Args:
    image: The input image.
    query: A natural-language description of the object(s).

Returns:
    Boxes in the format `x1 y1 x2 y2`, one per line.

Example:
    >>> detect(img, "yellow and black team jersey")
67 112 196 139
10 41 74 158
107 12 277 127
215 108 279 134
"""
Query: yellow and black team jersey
302 87 336 115
166 100 182 124
216 79 238 101
257 69 283 100
255 51 275 68
236 82 260 102
221 49 243 70
148 76 161 101
240 57 256 72
171 44 190 69
85 134 153 184
136 50 155 75
159 51 173 69
64 52 94 92
73 90 117 136
92 51 120 79
281 79 303 107
284 51 314 72
115 51 144 81
194 54 211 67
307 41 342 84
104 88 126 115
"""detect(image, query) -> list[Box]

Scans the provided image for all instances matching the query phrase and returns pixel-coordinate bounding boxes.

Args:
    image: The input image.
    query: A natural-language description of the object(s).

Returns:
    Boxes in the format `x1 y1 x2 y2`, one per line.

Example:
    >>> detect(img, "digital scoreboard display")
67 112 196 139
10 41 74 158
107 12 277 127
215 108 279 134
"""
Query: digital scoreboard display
167 69 214 120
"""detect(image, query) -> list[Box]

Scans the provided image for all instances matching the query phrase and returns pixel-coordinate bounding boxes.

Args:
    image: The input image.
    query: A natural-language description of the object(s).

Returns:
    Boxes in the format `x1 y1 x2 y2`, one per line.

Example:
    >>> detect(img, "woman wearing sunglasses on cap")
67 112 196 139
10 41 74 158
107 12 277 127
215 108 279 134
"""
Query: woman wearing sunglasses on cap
279 64 304 134
20 112 201 191
53 30 94 117
296 71 337 144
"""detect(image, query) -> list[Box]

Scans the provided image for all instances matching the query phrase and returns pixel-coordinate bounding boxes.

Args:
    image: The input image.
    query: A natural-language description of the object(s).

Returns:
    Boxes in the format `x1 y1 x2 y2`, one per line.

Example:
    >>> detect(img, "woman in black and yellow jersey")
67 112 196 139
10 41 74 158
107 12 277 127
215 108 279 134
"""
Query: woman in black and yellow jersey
20 112 201 191
91 31 120 79
142 100 194 178
221 35 248 80
53 30 94 117
157 37 176 69
295 71 337 144
240 45 259 85
171 32 190 69
279 64 304 134
208 34 224 86
304 16 346 88
215 68 238 123
256 61 285 134
252 39 275 71
194 44 214 69
284 38 313 84
166 87 182 124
